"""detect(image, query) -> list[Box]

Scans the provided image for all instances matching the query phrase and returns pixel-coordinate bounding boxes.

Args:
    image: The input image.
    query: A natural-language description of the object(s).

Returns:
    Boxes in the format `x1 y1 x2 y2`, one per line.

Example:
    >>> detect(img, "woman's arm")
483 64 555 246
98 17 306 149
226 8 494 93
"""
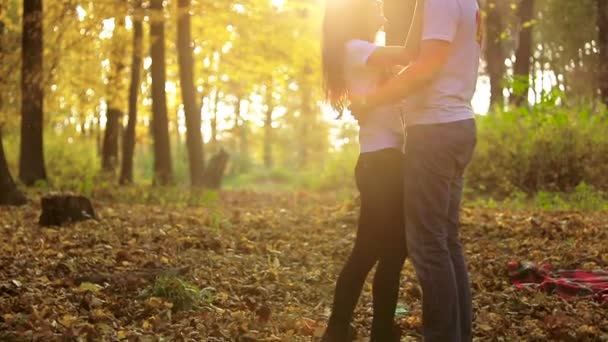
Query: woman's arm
366 46 418 68
351 39 452 116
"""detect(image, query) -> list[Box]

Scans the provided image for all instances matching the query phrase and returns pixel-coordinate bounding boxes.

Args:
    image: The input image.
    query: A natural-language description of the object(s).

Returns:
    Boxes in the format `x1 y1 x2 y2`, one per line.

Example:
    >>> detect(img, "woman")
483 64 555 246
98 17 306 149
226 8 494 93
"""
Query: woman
320 0 415 340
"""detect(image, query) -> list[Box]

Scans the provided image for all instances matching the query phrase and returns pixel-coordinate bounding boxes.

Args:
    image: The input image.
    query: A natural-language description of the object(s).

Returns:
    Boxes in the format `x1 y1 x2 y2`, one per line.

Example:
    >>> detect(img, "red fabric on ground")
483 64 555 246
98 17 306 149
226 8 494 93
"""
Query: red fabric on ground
507 261 608 304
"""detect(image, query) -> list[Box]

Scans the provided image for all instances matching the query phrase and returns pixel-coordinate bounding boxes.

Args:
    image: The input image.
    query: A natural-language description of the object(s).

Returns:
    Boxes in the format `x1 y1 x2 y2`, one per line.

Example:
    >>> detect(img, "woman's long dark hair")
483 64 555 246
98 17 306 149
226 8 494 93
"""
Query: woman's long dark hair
322 0 374 114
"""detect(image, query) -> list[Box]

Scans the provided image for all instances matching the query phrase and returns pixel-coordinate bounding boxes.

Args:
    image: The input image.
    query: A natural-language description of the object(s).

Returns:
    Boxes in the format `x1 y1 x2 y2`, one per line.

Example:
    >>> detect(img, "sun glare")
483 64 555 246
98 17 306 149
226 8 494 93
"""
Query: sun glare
271 0 286 9
76 5 87 21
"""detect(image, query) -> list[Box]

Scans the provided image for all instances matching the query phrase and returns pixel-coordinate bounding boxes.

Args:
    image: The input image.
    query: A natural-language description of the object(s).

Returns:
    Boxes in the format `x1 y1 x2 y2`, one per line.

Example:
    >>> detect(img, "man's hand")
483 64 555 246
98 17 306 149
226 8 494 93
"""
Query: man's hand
362 40 452 108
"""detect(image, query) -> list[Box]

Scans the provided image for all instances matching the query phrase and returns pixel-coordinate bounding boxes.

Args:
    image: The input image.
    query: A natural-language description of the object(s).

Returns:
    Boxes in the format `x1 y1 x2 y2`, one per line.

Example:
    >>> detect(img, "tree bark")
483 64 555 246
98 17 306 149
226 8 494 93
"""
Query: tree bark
235 96 250 172
103 17 127 173
263 84 274 169
511 0 535 106
120 0 143 185
598 0 608 106
102 108 122 172
202 148 229 189
211 90 220 145
0 21 24 205
0 129 27 206
485 1 506 108
177 0 205 187
19 0 47 186
150 0 172 185
298 72 312 168
39 194 96 226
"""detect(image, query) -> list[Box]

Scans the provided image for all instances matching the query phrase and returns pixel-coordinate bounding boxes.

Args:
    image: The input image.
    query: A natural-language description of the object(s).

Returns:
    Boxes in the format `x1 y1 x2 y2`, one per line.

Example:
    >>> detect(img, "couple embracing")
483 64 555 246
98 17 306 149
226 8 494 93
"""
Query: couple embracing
321 0 481 341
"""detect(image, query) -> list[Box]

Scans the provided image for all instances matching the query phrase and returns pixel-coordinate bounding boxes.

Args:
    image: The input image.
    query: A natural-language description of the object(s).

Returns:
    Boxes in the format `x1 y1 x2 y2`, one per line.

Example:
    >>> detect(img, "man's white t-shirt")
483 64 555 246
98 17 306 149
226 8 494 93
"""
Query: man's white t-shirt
344 39 404 153
402 0 481 126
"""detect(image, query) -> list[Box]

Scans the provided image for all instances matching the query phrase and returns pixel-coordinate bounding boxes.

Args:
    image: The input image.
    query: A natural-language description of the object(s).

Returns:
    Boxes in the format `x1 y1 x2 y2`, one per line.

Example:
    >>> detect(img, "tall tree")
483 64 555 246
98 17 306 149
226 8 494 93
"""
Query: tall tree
233 94 250 172
210 90 220 149
511 0 535 106
120 0 144 185
102 16 127 172
263 82 274 168
0 127 27 206
298 68 313 168
0 21 26 206
19 0 47 186
150 0 173 185
598 0 608 106
485 1 506 108
177 0 205 187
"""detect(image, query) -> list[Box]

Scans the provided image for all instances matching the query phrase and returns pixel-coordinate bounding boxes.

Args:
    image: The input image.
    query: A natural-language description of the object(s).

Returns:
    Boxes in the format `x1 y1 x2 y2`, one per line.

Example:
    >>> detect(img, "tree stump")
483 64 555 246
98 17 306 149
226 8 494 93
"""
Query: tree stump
39 194 97 226
203 148 229 189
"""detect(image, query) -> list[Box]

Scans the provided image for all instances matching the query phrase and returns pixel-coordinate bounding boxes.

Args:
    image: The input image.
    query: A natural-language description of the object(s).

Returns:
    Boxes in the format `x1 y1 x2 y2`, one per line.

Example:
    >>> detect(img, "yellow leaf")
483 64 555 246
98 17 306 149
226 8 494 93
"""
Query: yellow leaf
60 314 78 328
76 282 102 293
146 297 164 309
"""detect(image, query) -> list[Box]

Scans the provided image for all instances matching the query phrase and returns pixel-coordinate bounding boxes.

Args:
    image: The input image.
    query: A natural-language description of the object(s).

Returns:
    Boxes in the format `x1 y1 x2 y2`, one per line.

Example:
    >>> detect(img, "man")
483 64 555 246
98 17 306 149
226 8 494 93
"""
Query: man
350 0 481 341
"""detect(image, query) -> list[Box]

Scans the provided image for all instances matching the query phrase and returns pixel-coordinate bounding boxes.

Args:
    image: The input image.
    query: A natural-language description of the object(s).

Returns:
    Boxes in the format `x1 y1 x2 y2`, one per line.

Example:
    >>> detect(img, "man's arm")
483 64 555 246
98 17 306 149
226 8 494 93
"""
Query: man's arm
366 46 418 68
360 39 451 109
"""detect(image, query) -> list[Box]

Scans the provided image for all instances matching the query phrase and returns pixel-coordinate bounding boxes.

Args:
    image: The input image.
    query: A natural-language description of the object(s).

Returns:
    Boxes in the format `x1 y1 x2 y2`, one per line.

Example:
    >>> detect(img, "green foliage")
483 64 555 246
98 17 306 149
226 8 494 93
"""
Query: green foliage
467 107 608 196
471 183 608 211
224 167 297 190
146 276 209 311
3 130 99 192
533 183 608 211
45 135 99 192
223 143 358 192
299 144 358 192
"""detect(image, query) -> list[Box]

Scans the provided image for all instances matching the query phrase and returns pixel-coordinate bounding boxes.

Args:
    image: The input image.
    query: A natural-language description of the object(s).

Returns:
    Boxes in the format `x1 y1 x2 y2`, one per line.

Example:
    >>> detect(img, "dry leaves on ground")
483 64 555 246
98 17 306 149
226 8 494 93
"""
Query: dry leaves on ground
0 191 607 341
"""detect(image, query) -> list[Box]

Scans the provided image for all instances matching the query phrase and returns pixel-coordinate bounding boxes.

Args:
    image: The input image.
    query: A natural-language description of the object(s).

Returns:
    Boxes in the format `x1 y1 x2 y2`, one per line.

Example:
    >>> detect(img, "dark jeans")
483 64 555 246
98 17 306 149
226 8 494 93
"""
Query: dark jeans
325 148 407 341
403 119 477 342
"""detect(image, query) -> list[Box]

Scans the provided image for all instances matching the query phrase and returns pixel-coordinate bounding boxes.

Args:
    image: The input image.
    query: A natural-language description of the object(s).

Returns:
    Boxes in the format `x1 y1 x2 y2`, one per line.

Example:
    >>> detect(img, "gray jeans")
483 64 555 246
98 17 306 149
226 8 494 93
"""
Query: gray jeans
403 119 477 342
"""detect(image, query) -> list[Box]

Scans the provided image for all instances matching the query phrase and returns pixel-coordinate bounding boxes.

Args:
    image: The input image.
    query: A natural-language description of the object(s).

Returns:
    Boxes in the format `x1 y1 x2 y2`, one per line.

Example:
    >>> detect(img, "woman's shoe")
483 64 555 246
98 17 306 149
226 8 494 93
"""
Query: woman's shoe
320 325 357 342
370 324 402 342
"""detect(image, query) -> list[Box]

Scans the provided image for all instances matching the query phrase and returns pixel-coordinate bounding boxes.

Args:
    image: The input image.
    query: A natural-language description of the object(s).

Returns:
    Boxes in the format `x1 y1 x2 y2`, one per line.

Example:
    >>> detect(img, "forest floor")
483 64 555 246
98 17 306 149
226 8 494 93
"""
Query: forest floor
0 190 607 341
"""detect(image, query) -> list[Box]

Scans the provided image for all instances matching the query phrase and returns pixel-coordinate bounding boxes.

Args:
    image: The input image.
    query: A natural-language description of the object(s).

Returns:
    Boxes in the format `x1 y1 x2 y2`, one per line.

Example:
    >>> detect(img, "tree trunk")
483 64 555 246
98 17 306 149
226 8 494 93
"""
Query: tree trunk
19 0 47 186
211 90 220 146
96 111 102 155
103 16 127 173
511 0 535 107
150 0 173 185
120 0 143 185
263 84 274 169
485 1 506 108
102 108 122 172
0 22 24 205
384 0 418 46
0 129 27 206
598 0 608 106
298 73 312 168
234 96 250 172
202 148 229 189
177 0 205 187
